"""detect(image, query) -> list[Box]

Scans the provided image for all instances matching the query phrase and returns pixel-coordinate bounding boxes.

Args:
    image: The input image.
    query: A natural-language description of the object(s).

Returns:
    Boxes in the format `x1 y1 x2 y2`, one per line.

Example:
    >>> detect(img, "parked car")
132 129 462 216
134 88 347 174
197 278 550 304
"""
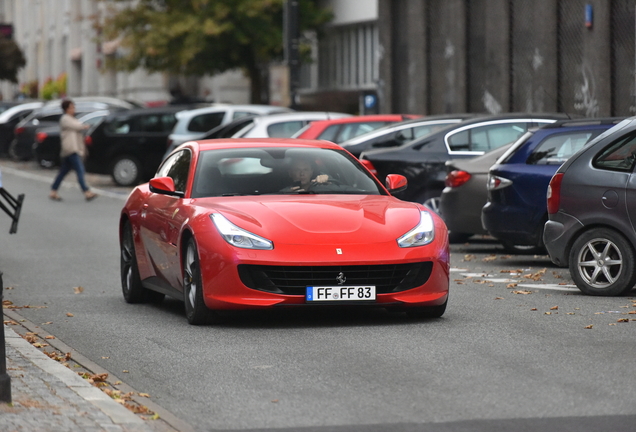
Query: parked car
84 106 184 186
10 97 133 160
120 138 449 324
360 113 568 212
340 114 478 158
232 112 351 138
482 118 623 253
0 101 44 157
439 143 513 243
167 104 292 150
543 118 636 296
291 114 420 143
33 110 111 167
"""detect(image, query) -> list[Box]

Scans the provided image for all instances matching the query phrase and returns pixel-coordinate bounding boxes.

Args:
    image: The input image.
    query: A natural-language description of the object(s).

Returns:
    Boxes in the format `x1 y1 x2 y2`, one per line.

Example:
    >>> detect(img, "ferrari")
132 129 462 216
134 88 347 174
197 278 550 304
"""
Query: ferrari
119 139 450 324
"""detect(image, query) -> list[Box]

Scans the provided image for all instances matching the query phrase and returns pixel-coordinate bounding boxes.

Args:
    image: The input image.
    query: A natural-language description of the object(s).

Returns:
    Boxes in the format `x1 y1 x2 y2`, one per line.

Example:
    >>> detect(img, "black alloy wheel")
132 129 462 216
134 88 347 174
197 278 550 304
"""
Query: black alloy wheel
183 238 216 325
121 221 165 303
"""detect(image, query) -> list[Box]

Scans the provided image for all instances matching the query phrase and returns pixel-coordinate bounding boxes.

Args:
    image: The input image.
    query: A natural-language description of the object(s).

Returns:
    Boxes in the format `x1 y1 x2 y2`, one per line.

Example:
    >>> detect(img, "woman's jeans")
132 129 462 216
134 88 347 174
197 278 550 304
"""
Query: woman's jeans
51 153 89 192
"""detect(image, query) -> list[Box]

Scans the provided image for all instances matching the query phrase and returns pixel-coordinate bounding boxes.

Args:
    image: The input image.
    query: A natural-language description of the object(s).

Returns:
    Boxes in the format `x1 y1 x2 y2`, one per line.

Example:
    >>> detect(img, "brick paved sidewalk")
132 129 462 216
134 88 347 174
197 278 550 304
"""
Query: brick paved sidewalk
1 325 157 432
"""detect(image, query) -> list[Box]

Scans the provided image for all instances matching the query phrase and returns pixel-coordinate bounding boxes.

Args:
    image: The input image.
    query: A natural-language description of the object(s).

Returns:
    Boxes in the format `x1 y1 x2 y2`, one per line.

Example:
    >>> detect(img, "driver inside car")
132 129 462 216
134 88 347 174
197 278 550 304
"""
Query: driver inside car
281 158 329 192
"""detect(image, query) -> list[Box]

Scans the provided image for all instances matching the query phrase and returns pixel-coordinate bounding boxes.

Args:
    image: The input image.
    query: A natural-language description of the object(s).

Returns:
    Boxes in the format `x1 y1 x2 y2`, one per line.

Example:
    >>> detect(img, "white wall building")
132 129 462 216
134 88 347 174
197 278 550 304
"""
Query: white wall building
0 0 249 105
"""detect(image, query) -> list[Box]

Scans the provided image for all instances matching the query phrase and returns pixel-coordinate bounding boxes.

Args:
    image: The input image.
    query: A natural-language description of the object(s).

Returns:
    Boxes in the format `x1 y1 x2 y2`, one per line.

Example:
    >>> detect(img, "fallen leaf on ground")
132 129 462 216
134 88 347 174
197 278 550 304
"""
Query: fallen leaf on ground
550 306 559 310
545 312 552 315
507 283 518 288
44 335 55 339
530 308 538 311
66 313 74 317
482 255 497 262
463 254 475 261
585 325 593 329
617 318 630 323
512 290 533 295
73 286 84 294
494 297 504 300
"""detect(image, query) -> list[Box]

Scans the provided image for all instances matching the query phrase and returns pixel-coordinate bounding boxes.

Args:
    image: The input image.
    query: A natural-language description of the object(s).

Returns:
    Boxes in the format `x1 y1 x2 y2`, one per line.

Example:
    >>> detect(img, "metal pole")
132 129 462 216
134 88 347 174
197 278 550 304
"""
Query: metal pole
284 0 300 110
0 272 11 403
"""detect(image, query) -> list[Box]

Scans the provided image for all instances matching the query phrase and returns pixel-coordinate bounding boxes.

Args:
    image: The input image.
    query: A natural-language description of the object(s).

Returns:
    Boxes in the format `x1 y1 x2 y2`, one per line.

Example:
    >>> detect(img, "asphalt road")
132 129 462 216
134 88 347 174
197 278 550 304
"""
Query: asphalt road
1 161 636 432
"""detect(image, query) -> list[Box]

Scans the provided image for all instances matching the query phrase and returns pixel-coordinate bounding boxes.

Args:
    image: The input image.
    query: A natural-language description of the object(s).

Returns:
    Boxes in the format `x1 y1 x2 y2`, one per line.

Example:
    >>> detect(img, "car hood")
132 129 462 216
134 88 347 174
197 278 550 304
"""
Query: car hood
193 195 424 245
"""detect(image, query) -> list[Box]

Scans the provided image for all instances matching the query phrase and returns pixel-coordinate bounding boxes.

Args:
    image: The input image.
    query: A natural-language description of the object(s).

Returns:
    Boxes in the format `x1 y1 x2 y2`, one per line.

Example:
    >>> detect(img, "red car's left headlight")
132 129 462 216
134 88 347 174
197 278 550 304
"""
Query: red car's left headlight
397 211 435 248
210 213 274 250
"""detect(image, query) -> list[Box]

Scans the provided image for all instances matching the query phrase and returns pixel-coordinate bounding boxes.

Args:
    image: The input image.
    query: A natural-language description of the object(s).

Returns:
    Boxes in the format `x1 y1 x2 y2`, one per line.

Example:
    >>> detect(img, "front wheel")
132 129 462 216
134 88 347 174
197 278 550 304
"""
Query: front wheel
120 221 164 303
183 238 215 325
569 228 636 296
111 155 142 186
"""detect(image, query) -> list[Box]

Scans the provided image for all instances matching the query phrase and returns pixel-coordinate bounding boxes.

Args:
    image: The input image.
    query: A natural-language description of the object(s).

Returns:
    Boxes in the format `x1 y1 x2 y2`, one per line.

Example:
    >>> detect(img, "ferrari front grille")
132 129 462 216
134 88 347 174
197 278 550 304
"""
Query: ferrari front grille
237 262 433 295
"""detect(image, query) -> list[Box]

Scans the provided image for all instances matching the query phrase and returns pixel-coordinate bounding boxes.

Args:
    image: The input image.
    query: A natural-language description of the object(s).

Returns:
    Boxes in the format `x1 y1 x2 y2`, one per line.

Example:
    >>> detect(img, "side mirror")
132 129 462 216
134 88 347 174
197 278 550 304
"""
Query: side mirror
385 174 407 194
149 177 184 197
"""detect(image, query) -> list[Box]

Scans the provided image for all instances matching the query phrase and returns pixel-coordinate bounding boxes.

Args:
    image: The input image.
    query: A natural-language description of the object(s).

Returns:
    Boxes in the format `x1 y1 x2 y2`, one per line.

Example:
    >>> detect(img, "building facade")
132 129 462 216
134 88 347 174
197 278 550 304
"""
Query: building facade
0 0 250 105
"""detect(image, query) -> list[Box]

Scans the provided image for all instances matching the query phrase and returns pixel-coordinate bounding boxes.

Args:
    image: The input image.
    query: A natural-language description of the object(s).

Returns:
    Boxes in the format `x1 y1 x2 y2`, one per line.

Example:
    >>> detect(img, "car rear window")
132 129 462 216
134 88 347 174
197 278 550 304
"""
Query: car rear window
594 131 636 172
527 131 600 165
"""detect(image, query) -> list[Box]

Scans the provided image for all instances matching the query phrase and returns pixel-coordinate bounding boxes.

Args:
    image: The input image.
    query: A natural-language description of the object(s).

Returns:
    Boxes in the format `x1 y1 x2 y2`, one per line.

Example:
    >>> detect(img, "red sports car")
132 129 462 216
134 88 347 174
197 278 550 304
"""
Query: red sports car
292 114 420 143
119 139 449 324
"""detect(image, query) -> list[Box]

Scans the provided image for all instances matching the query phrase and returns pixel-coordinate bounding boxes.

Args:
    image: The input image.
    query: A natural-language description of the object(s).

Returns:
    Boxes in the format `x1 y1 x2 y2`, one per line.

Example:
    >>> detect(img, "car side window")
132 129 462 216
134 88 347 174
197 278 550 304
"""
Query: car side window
447 130 469 151
106 118 136 134
318 125 340 142
40 114 63 122
594 132 636 172
527 131 597 165
469 123 528 152
156 150 191 192
138 115 163 133
188 112 225 132
396 128 414 143
267 121 304 137
232 111 253 120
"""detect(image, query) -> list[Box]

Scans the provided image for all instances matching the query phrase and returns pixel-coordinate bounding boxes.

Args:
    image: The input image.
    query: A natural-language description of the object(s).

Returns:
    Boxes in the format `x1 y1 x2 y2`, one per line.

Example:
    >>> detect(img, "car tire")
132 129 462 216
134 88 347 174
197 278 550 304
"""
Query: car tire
121 221 165 304
405 298 447 319
569 228 636 296
183 238 215 325
111 155 142 186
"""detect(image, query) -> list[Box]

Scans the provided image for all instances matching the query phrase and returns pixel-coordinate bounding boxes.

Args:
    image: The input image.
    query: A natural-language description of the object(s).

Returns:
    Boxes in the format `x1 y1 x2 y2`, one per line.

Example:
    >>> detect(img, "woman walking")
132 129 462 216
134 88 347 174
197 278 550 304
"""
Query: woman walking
49 99 97 201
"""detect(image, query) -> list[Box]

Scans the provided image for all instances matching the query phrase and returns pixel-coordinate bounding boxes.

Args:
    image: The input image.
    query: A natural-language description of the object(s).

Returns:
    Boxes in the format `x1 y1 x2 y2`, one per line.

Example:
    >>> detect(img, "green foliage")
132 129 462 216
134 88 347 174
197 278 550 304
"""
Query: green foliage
40 74 67 100
98 0 332 101
0 37 26 83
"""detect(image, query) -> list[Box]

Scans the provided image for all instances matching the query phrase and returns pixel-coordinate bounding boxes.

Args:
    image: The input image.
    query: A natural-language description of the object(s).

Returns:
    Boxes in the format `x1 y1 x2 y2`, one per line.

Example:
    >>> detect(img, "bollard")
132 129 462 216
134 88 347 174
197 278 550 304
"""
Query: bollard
0 272 11 403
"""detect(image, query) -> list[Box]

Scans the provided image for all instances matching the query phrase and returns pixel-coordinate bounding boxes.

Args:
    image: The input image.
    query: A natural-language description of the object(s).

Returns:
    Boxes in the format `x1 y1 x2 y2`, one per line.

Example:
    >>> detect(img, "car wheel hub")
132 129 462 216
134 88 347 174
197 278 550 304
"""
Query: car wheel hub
577 238 622 288
114 159 138 185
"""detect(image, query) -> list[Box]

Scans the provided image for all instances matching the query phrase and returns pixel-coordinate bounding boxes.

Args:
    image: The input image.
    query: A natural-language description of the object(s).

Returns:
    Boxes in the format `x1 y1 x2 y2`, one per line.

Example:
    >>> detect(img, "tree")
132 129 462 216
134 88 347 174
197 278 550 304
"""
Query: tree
0 37 26 83
98 0 332 104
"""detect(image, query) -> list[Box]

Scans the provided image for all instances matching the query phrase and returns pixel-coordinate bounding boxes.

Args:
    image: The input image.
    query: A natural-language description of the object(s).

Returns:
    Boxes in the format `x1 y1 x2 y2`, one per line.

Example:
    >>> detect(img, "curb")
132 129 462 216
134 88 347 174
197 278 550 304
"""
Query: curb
3 309 197 432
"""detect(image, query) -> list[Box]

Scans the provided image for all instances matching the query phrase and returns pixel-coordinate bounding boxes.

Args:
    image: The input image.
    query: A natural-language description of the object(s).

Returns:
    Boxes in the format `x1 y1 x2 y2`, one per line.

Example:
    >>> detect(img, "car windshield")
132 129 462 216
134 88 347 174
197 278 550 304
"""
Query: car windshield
192 147 386 198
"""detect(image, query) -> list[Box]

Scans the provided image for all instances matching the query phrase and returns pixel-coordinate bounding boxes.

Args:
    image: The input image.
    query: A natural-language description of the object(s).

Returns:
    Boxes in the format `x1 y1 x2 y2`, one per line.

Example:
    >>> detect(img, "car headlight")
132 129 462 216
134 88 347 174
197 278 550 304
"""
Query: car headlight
210 213 273 250
397 211 435 247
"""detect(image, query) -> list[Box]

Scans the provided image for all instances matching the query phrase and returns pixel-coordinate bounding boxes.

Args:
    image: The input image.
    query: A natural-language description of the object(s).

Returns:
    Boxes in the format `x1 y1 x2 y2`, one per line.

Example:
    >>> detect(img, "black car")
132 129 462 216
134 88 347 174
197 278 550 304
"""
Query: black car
33 110 111 167
340 114 477 157
85 106 184 186
10 99 131 160
544 117 636 296
0 101 43 158
360 113 570 212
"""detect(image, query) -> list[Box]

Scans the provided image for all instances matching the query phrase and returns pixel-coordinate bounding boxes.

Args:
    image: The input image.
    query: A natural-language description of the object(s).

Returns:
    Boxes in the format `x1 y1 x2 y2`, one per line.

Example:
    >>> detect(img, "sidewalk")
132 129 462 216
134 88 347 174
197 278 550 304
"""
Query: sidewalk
1 323 160 432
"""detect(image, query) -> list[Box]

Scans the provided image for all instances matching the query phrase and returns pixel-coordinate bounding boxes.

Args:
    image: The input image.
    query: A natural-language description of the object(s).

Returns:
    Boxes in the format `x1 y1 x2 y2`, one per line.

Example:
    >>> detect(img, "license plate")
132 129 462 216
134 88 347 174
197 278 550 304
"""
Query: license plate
306 286 376 302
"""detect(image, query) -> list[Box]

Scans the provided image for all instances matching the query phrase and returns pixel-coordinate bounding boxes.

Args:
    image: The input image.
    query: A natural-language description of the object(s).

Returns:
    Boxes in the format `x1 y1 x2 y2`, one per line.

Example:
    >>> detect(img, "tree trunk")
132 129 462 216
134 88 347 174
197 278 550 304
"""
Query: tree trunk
247 64 269 105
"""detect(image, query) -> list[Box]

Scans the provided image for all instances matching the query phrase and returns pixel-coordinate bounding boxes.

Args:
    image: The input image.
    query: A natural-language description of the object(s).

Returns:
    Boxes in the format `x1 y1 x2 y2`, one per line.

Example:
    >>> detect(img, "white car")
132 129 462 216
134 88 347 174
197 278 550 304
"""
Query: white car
233 112 352 138
168 104 292 149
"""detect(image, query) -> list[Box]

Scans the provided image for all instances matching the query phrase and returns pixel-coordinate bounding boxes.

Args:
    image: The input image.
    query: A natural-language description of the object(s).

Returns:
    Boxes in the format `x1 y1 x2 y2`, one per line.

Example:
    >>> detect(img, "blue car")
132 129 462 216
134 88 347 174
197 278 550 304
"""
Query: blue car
481 118 623 253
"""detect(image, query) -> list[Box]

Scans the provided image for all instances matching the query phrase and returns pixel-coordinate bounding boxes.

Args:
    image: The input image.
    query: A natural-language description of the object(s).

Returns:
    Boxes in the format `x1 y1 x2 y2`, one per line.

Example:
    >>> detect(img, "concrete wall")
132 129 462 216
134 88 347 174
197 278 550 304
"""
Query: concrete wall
378 0 636 117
